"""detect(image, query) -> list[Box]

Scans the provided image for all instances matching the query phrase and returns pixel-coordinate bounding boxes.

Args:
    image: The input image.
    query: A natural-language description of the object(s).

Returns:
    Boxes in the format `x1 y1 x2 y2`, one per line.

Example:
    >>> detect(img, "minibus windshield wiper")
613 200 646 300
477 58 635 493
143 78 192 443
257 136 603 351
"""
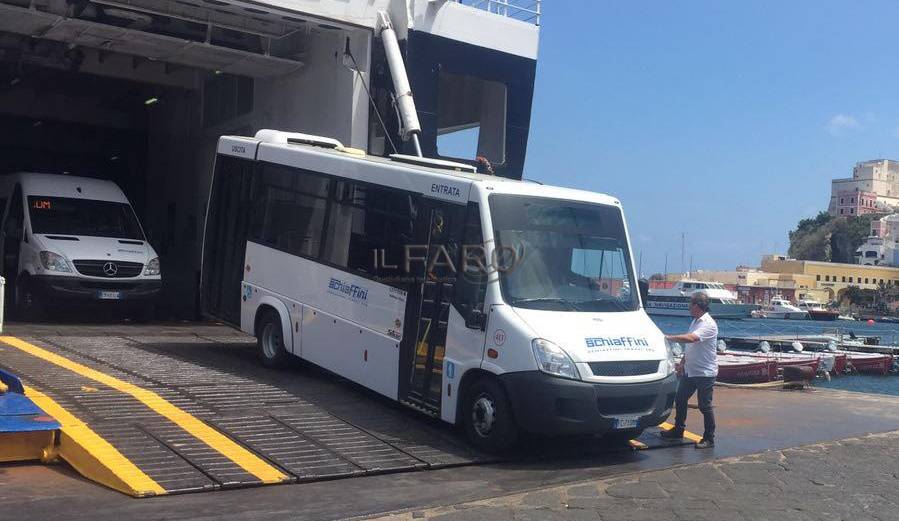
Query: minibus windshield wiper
574 297 632 312
510 297 578 311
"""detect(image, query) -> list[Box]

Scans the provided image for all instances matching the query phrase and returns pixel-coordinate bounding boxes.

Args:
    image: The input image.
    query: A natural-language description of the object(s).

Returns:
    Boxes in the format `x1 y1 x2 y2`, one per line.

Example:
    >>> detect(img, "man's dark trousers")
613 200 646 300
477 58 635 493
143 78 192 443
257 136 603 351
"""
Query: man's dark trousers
673 375 716 440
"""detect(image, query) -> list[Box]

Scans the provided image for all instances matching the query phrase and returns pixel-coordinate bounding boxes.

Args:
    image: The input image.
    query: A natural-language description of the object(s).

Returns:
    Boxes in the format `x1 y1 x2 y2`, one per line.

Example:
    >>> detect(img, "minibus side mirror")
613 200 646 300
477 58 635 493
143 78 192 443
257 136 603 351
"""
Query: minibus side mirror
638 278 649 307
466 307 487 330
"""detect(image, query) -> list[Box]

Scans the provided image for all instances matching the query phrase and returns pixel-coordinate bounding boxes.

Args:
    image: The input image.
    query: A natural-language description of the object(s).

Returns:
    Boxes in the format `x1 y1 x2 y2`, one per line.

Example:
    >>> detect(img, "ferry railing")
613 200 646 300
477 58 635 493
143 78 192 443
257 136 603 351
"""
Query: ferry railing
454 0 541 25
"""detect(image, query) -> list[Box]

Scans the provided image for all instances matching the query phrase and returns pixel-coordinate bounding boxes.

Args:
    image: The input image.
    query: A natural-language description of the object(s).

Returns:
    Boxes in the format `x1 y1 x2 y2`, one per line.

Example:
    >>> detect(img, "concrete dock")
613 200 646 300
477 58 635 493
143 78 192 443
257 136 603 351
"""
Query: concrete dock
2 322 899 521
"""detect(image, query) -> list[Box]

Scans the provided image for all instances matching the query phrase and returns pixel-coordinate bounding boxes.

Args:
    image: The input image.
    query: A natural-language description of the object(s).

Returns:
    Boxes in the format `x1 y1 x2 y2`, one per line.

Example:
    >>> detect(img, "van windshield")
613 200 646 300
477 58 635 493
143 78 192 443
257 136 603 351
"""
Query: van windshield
489 195 638 312
28 197 144 240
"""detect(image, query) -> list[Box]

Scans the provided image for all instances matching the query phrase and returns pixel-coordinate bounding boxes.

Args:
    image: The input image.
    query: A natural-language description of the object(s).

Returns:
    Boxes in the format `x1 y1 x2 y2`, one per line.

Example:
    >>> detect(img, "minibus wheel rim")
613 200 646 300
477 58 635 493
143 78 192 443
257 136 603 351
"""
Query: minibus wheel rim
261 322 281 359
472 394 497 437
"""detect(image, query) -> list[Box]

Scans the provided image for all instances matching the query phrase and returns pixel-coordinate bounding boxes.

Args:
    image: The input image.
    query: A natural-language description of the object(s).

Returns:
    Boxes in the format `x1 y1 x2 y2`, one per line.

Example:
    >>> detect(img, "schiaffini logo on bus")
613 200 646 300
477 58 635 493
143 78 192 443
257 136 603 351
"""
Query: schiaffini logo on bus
327 277 369 305
585 336 650 350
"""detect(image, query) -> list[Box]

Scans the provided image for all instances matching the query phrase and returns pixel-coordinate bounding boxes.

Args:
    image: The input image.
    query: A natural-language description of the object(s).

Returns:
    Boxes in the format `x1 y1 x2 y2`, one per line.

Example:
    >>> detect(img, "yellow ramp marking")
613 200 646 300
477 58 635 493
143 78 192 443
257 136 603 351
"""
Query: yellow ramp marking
659 422 703 442
3 336 288 484
24 385 165 497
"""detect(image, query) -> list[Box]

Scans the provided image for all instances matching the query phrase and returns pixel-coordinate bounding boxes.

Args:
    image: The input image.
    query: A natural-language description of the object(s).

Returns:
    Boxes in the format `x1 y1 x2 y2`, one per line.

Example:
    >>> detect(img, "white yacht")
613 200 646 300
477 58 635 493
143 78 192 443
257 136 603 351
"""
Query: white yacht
646 280 759 319
765 297 809 320
796 299 839 321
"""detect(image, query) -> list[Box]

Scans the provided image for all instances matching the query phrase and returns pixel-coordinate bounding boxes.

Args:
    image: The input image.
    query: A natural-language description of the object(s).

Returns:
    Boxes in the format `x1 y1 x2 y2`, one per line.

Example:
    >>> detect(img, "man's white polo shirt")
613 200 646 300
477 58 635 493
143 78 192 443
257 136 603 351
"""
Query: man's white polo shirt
684 312 719 377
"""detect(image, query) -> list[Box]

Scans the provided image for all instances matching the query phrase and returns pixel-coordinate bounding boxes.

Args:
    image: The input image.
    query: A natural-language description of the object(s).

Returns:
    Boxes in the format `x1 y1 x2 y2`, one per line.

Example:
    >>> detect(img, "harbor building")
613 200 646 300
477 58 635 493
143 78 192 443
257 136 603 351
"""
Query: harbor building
655 254 899 305
761 254 899 301
828 159 899 216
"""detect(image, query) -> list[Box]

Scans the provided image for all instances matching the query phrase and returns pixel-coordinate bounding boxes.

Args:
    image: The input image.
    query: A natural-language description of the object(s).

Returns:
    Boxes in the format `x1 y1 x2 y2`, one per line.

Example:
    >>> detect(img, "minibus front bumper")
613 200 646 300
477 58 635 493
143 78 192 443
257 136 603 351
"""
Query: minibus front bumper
30 275 162 302
499 371 678 436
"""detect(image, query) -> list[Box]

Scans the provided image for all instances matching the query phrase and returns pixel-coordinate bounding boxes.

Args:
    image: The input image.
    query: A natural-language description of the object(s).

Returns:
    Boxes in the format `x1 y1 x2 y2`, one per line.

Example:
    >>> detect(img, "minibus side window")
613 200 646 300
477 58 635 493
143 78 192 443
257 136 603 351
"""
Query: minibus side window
249 164 329 259
453 203 487 328
320 181 416 282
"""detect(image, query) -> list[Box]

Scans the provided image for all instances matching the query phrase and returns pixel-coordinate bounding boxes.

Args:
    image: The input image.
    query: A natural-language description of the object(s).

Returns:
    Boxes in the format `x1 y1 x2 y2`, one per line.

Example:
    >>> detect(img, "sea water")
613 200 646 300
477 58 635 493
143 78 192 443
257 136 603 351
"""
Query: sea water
649 315 899 397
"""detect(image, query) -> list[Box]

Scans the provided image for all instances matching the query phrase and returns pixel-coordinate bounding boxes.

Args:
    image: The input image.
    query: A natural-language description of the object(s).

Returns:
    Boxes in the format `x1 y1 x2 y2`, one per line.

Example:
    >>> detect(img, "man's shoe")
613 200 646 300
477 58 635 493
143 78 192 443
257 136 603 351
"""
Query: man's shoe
694 438 715 449
659 428 684 440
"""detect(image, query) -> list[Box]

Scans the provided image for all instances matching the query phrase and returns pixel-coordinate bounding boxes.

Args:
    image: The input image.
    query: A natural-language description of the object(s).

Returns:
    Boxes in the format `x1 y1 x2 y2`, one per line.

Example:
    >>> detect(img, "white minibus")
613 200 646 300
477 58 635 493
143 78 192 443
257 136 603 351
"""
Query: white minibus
201 130 678 452
0 173 162 318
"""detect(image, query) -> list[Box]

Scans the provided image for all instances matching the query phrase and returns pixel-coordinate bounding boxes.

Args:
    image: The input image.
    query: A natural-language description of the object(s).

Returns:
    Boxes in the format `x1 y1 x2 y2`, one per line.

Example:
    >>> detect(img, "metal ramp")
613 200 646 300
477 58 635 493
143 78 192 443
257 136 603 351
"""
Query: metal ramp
0 331 697 497
0 334 487 496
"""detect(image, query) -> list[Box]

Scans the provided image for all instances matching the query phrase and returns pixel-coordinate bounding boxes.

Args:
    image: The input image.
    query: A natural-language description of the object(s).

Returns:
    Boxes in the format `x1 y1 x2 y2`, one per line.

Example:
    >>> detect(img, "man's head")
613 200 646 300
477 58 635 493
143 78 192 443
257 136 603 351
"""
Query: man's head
690 292 710 318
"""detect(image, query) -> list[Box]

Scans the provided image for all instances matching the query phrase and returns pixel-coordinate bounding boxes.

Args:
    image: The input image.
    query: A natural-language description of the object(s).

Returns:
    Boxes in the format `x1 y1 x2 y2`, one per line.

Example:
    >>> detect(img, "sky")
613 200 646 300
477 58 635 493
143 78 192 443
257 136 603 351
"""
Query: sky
521 0 899 276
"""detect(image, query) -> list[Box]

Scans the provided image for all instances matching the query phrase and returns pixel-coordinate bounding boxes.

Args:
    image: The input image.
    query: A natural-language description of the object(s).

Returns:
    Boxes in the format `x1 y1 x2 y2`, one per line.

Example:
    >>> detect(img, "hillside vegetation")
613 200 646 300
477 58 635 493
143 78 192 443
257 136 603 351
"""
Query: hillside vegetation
788 211 879 263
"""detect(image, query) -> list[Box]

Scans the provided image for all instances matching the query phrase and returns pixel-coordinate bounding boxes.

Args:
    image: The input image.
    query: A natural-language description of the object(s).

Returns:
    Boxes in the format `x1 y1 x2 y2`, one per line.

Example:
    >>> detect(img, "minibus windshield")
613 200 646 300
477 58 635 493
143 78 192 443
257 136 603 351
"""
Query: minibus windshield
489 195 638 312
28 196 144 240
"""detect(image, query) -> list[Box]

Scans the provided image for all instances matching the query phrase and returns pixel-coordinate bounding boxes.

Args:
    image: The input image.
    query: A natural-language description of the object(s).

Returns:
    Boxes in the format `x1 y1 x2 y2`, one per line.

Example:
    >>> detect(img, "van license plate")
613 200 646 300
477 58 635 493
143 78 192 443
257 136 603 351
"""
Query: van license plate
98 291 122 300
612 417 638 430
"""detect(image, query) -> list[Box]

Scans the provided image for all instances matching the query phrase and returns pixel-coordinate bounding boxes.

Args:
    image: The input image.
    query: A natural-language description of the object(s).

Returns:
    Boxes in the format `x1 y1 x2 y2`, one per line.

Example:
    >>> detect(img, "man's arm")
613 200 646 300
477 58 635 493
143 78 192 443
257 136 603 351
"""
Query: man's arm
666 333 700 344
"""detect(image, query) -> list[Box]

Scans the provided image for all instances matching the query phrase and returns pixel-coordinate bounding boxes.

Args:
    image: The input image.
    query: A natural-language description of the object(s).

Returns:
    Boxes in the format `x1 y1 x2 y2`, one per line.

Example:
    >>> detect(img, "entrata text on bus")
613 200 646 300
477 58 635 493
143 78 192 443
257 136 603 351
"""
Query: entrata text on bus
201 130 678 451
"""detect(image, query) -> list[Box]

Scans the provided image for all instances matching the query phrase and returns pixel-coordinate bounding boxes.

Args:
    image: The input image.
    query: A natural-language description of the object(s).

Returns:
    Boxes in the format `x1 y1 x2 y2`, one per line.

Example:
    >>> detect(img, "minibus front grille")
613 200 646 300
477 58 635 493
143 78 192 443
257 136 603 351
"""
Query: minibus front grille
588 361 660 377
73 260 144 278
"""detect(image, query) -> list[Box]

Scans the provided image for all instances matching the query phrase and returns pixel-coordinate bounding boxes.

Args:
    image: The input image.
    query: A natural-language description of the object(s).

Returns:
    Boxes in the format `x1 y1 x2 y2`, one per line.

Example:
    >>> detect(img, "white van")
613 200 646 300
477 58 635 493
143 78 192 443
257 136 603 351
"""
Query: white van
0 173 162 318
201 130 678 452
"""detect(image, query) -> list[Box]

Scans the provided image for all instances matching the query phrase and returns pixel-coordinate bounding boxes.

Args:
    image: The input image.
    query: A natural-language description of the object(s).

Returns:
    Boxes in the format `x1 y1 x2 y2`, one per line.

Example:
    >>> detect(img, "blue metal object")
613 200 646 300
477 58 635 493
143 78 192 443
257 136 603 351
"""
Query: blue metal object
0 368 60 433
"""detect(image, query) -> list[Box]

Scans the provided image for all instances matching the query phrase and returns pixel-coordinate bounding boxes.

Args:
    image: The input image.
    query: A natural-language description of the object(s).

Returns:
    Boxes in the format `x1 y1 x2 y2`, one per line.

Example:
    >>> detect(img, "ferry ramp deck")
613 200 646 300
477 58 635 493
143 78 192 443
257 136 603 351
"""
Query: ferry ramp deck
0 322 689 497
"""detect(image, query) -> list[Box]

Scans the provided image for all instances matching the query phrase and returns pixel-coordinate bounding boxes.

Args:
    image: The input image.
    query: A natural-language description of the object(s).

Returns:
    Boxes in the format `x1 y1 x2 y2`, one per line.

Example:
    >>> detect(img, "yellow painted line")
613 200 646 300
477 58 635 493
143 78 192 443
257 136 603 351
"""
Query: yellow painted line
24 385 165 497
659 422 703 443
3 336 288 484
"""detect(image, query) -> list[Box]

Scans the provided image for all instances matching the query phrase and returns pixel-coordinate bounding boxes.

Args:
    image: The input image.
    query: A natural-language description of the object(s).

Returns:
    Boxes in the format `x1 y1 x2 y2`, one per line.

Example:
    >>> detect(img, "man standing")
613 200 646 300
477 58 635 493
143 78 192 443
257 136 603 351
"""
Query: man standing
660 292 718 448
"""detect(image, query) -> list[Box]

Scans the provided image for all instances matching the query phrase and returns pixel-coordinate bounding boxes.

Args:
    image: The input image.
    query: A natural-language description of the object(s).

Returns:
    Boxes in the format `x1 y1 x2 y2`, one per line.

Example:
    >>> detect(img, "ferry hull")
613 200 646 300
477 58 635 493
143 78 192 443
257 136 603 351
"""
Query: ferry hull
646 301 758 319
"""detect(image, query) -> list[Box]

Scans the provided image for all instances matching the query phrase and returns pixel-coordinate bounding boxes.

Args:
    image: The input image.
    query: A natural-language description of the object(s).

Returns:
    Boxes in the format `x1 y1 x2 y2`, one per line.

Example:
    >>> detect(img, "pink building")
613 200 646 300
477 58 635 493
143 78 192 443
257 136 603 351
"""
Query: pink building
834 189 878 217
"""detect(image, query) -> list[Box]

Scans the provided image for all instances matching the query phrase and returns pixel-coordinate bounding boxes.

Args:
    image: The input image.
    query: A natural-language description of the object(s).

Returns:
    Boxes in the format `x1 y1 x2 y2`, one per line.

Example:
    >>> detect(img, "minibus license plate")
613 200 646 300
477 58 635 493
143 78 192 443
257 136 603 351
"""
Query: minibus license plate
98 291 122 300
612 417 638 430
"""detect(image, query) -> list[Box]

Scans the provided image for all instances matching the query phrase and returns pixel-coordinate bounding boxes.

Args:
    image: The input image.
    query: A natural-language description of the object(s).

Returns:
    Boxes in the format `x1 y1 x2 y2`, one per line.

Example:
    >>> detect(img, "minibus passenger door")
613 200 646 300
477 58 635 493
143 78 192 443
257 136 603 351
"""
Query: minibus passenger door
403 199 466 412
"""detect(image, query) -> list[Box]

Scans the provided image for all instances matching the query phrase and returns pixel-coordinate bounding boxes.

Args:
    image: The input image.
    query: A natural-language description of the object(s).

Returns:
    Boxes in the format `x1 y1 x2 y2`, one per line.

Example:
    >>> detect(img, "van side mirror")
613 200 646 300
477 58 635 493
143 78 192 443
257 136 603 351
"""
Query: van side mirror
638 278 650 306
466 307 487 330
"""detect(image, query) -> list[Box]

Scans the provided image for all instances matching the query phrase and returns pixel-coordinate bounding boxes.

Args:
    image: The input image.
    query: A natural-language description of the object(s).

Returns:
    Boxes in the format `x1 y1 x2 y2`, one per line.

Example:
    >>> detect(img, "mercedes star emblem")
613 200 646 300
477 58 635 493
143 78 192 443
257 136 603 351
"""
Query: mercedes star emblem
102 262 118 276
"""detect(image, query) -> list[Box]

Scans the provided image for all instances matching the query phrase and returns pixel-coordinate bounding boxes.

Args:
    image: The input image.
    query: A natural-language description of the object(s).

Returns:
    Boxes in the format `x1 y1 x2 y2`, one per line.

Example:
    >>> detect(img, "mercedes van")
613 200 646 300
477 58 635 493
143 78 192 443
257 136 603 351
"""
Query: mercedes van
0 173 161 318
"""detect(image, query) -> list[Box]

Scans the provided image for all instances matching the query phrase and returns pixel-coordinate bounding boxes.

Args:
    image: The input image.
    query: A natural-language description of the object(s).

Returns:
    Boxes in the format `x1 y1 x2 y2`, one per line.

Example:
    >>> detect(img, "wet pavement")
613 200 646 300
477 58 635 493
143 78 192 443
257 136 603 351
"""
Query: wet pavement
2 321 899 520
370 430 899 521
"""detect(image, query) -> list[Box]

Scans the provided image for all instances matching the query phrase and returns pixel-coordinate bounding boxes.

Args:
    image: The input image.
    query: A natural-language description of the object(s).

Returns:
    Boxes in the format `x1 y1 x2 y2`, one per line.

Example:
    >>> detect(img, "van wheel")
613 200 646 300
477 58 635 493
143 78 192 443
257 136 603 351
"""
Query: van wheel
15 276 43 321
257 309 289 368
462 377 519 453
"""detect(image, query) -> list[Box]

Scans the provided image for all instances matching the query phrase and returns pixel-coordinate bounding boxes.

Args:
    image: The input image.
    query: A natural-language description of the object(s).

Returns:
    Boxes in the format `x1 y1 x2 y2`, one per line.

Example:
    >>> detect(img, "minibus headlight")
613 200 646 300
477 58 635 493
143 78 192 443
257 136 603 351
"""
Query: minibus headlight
531 338 580 380
664 338 682 374
39 251 72 273
144 257 160 276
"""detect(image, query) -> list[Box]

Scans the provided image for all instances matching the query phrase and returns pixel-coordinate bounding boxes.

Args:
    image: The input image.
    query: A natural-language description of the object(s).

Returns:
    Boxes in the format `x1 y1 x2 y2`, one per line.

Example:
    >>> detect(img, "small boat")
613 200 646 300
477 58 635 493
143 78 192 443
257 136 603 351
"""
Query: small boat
796 299 840 321
647 280 759 318
672 351 777 383
764 296 809 320
842 351 894 375
716 356 778 384
836 314 856 321
722 349 828 375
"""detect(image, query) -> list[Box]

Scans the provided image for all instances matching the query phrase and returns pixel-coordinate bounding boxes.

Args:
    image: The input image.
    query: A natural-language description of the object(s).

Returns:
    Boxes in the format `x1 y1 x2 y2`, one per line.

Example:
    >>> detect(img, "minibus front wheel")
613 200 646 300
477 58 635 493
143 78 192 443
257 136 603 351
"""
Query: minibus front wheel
462 377 519 453
256 308 289 368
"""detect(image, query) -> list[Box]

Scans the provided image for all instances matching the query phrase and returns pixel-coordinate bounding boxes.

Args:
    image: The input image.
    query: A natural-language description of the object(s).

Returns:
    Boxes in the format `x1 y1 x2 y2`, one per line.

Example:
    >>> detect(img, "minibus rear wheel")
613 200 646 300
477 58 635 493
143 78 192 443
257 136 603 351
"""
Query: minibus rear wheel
257 309 289 368
462 377 519 453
